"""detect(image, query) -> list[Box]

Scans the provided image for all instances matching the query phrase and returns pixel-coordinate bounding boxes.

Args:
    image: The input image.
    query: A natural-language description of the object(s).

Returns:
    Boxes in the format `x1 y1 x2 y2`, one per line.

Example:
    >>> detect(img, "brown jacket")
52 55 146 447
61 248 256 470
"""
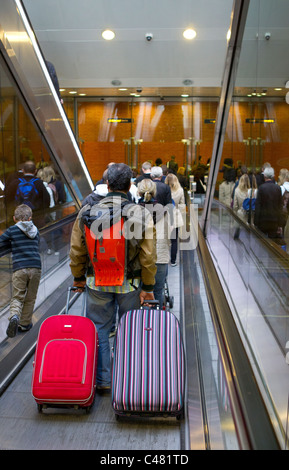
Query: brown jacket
69 192 156 292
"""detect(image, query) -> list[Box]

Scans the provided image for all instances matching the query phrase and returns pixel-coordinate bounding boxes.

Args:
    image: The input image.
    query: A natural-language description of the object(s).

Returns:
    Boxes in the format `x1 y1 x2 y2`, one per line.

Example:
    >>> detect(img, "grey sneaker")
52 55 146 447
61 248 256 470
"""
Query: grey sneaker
6 315 19 338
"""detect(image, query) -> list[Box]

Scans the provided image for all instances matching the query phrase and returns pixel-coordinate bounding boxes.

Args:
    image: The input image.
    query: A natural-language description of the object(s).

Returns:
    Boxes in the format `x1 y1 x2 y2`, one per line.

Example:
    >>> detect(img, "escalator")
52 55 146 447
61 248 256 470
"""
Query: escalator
0 0 285 451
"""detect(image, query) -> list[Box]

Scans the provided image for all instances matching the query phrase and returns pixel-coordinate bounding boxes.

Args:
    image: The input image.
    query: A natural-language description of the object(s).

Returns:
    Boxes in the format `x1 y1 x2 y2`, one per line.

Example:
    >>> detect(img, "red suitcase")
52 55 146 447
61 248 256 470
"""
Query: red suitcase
31 287 98 413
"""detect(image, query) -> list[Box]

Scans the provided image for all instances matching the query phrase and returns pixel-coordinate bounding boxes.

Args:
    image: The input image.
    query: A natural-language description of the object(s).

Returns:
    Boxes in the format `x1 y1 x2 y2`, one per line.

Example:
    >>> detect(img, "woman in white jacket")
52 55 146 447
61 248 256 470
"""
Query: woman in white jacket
137 178 170 307
165 173 185 266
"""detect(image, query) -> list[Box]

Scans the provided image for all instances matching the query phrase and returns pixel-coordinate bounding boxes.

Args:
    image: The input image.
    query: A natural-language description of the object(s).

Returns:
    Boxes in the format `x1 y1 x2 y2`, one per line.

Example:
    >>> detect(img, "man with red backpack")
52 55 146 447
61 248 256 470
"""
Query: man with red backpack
70 163 157 391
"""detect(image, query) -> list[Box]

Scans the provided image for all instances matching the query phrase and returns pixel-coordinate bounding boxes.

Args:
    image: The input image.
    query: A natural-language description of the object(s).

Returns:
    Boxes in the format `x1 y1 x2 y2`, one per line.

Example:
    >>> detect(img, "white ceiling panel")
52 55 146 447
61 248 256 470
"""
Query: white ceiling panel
21 0 289 98
22 0 233 93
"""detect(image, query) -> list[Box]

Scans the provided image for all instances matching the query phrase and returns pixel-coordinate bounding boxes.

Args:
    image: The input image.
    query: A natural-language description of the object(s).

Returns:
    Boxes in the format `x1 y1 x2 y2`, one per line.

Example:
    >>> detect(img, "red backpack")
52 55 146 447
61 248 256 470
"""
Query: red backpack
84 218 126 287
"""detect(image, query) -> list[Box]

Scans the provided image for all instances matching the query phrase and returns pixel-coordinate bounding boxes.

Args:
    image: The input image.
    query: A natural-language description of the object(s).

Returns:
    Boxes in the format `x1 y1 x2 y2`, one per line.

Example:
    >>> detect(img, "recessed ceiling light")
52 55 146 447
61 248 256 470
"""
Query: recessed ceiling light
274 88 282 91
181 94 189 98
119 88 128 91
102 29 115 40
183 28 197 40
69 91 77 94
79 93 86 96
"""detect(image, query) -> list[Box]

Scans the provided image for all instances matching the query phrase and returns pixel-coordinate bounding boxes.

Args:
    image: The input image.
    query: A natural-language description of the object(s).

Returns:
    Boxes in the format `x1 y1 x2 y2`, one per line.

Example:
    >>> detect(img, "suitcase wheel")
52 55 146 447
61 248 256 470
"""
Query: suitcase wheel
37 404 43 413
176 408 185 420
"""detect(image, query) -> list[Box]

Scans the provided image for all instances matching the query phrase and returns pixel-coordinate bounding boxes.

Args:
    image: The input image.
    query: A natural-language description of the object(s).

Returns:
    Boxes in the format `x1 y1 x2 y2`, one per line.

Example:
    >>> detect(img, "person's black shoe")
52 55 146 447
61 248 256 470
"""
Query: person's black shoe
96 384 111 393
18 323 33 333
6 315 19 338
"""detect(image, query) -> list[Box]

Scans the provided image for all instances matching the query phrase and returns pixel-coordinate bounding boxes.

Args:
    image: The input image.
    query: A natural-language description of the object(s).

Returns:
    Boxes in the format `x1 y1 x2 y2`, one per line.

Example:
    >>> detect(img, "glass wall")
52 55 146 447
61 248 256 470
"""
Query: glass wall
0 56 78 311
206 0 289 448
0 59 77 231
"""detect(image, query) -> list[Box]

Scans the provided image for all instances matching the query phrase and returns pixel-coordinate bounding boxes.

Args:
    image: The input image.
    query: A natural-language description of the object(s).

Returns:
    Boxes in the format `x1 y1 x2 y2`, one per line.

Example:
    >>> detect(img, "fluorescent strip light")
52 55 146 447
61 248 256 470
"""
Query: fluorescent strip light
5 31 29 43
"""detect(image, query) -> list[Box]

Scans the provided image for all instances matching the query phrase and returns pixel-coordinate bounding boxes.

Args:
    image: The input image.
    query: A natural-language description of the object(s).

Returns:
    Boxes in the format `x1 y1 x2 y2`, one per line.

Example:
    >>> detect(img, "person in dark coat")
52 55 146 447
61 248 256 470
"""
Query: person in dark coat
254 166 283 240
46 60 62 102
150 166 173 207
256 162 273 187
5 160 50 215
135 161 152 185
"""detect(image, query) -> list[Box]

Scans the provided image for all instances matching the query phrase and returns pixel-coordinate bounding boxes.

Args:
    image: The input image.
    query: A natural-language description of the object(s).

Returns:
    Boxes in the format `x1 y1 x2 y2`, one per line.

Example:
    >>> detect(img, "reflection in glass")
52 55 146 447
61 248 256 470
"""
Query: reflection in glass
207 0 289 448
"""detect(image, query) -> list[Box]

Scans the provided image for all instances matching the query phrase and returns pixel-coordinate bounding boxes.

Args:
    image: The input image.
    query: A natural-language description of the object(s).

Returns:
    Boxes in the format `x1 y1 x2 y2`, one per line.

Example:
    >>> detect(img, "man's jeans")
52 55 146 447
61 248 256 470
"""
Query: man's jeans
86 286 141 386
153 263 168 308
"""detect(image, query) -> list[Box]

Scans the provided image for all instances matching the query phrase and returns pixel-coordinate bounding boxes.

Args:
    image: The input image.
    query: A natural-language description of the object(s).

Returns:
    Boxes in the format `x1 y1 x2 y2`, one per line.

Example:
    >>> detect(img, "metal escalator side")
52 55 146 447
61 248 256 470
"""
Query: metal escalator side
206 199 289 449
181 221 281 450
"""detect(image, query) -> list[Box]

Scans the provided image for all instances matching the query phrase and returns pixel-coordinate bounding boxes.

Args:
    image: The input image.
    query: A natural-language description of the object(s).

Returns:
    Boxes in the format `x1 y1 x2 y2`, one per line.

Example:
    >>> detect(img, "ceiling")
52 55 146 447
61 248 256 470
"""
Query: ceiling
22 0 289 100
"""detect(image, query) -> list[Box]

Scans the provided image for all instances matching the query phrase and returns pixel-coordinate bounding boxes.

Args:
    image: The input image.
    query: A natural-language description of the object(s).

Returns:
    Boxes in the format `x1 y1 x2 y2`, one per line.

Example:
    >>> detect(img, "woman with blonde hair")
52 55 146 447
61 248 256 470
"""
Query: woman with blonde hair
233 173 251 221
165 173 185 266
137 178 156 203
278 168 289 187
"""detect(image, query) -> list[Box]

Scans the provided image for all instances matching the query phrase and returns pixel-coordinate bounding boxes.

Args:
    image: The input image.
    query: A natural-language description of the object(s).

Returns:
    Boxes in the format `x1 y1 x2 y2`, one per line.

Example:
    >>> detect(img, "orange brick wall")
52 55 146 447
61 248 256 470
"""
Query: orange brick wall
77 100 218 181
74 100 289 182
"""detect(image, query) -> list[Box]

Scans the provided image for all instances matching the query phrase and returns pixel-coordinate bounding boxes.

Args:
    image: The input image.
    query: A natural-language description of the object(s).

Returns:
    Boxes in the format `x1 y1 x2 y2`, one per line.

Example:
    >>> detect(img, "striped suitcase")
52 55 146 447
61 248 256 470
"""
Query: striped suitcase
111 304 185 419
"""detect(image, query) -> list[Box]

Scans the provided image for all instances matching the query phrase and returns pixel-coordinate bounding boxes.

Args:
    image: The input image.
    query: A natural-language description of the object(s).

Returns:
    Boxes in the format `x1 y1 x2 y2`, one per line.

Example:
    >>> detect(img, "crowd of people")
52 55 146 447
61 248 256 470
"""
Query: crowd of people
219 158 289 248
2 154 289 393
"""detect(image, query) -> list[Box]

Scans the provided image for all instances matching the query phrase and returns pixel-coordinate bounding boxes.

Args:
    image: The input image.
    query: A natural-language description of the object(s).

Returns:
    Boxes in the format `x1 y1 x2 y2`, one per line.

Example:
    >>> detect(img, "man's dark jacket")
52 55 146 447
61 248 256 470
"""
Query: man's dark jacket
254 180 283 235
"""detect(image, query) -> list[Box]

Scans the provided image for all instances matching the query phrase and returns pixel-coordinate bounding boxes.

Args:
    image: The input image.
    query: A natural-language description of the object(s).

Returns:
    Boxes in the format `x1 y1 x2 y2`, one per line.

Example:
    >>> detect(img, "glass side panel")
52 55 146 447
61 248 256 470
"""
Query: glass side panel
207 200 289 448
206 0 289 448
0 60 77 230
0 0 93 203
0 56 78 311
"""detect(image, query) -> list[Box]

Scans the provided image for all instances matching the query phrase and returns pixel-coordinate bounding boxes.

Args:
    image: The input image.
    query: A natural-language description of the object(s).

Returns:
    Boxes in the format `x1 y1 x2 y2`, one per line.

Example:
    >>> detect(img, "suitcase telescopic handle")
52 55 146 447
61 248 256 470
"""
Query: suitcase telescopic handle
141 299 160 310
65 286 87 316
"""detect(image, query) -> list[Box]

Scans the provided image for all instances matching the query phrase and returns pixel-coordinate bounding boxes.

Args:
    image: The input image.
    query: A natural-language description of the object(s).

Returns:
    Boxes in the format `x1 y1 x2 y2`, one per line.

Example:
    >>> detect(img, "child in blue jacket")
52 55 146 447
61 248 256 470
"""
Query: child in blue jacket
0 204 41 338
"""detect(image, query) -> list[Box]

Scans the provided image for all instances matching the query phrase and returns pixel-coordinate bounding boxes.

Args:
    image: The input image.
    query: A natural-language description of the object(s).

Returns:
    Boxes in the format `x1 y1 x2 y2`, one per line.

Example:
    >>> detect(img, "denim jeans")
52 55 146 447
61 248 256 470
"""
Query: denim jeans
153 263 168 308
170 227 179 264
86 286 141 386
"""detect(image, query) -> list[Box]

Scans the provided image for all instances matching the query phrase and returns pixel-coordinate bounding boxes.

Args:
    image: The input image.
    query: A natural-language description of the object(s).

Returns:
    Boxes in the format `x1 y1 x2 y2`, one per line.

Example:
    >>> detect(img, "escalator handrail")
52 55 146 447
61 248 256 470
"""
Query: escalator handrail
0 211 77 258
214 198 289 267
